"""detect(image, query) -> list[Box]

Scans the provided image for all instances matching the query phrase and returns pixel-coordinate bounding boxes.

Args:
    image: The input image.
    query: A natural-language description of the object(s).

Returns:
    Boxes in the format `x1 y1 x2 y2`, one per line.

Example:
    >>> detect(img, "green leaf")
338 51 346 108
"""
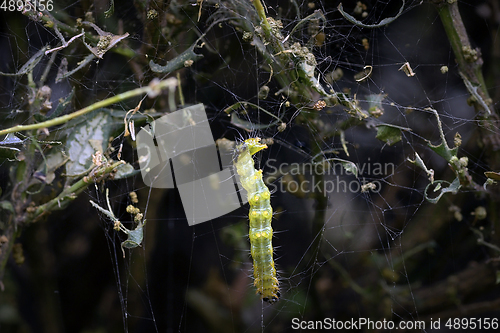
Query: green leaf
121 224 144 249
407 152 426 170
424 177 461 204
426 108 458 162
121 220 146 251
376 125 402 146
321 158 358 178
104 0 114 18
0 201 14 213
406 152 434 183
0 46 48 76
149 41 204 74
65 111 112 176
407 152 434 182
428 142 458 162
0 201 14 229
114 163 139 179
338 159 358 178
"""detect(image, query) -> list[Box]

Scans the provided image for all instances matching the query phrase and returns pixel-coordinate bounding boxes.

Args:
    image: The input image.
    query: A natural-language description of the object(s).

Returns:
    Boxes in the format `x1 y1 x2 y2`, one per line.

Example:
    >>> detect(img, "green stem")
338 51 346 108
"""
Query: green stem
437 1 500 169
250 0 291 88
252 0 273 39
28 160 126 224
0 78 177 136
436 1 492 114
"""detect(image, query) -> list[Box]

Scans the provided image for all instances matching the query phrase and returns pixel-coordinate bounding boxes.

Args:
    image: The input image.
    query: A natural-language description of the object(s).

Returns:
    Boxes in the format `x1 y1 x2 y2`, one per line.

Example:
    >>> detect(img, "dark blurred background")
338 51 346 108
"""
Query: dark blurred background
1 1 500 332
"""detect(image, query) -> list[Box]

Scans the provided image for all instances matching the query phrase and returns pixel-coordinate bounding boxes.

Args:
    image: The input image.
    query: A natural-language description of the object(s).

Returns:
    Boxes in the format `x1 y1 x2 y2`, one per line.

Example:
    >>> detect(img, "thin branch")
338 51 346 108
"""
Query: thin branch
436 1 493 114
0 78 177 136
28 160 126 224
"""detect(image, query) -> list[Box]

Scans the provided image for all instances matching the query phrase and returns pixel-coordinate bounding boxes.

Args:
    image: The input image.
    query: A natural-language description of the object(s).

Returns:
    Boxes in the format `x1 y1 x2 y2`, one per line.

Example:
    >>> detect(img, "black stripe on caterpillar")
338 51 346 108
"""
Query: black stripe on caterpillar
234 138 279 303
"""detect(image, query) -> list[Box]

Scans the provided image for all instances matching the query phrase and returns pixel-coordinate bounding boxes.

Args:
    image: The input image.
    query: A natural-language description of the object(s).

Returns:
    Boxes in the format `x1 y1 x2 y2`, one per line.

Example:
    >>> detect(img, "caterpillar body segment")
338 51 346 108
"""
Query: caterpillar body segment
234 138 280 303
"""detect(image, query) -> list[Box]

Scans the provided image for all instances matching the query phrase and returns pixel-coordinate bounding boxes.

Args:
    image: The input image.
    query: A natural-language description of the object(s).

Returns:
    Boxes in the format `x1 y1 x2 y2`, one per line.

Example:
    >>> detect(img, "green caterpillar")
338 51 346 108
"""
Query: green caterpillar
234 138 279 303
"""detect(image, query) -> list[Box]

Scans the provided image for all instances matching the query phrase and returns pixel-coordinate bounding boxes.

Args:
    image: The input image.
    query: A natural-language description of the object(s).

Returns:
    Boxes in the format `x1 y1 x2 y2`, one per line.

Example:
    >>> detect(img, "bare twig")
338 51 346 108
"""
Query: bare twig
45 32 84 55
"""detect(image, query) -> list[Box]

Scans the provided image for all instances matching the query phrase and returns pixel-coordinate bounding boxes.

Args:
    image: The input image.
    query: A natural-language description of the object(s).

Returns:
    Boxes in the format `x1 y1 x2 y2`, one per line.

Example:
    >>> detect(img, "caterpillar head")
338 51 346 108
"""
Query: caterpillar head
263 290 280 304
244 137 268 156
